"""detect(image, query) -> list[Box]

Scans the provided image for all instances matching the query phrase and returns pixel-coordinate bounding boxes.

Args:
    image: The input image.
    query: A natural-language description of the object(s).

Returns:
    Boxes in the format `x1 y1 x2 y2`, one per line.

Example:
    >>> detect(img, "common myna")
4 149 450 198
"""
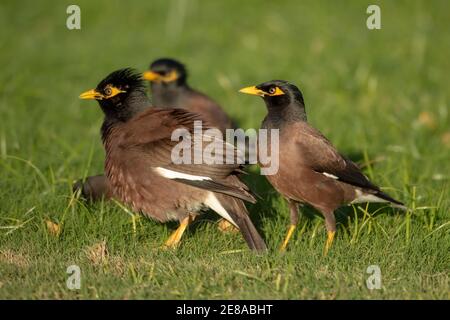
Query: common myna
143 58 234 133
78 68 267 252
239 80 405 253
74 58 234 203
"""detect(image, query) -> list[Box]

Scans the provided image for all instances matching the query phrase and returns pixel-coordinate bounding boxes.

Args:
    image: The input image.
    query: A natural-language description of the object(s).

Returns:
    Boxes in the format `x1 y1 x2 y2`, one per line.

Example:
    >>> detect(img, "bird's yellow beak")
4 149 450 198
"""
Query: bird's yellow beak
142 71 160 82
143 70 179 83
79 89 103 100
239 86 266 97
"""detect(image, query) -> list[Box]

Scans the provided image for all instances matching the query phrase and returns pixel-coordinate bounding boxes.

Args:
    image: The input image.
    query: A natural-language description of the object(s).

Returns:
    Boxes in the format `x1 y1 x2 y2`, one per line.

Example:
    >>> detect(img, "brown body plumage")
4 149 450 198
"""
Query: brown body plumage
79 69 266 251
72 174 111 201
102 108 252 222
264 122 365 213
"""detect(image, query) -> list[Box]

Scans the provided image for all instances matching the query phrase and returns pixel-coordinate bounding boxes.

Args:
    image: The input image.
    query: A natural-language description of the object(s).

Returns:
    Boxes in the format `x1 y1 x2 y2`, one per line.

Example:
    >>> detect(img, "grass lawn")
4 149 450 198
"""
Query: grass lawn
0 0 448 299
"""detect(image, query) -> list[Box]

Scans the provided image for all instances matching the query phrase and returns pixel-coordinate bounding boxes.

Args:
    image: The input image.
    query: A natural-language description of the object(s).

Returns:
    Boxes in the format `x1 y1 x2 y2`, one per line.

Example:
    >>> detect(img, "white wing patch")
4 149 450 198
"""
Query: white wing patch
322 172 339 179
155 167 212 181
204 192 238 227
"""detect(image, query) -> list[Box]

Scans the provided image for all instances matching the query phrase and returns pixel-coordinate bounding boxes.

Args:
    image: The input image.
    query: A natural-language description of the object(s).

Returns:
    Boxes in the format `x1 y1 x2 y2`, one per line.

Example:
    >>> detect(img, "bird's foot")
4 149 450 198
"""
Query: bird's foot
163 228 184 249
217 219 239 233
280 224 296 252
162 215 194 249
323 231 336 256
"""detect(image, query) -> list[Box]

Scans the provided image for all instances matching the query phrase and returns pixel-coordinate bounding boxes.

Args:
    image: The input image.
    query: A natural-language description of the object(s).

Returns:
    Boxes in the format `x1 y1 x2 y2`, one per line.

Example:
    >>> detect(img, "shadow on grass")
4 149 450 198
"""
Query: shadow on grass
73 155 402 244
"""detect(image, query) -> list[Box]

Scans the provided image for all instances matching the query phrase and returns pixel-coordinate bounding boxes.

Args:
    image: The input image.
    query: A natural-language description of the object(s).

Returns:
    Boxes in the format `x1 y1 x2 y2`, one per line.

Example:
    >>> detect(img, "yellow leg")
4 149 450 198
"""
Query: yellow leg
280 224 296 252
217 218 239 233
323 231 336 256
164 215 195 249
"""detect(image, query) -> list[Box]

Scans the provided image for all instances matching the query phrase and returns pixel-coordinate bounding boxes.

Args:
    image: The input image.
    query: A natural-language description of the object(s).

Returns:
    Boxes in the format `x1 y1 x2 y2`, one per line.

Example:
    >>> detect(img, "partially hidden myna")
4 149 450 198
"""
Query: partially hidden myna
239 80 405 253
78 68 267 252
72 174 111 201
143 58 234 133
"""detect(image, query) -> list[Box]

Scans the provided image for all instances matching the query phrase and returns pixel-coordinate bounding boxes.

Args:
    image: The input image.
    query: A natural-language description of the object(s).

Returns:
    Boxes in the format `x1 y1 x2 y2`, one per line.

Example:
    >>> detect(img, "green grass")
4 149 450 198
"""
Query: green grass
0 0 449 299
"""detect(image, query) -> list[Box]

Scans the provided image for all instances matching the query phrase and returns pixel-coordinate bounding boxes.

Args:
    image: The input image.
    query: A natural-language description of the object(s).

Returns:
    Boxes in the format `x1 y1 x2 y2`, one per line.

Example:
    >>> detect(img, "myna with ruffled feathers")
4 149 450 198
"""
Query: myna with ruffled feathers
143 58 234 133
74 58 234 204
239 80 405 253
78 68 267 252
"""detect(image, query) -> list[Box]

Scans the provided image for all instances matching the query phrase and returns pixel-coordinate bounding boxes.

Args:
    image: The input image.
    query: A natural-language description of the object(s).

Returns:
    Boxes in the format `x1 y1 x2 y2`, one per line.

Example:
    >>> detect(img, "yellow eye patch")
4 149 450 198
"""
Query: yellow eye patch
267 86 285 96
161 70 179 82
79 85 125 101
239 85 285 97
103 85 126 99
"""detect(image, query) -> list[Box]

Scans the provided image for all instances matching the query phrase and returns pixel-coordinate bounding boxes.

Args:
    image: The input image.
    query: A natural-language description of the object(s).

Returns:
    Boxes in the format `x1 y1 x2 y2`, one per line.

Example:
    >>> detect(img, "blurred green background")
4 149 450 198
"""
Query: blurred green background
0 0 448 299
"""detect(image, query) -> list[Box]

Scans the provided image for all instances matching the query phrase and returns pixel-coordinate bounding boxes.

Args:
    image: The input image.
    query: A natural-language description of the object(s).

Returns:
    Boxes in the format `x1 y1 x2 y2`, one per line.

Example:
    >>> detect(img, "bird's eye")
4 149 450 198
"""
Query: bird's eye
159 71 167 76
104 87 112 96
268 87 276 94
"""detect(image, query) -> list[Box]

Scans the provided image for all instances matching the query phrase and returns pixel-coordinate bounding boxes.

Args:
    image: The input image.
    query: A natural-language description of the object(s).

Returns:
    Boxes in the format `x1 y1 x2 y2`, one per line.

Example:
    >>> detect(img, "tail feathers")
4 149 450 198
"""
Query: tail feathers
231 211 267 252
375 190 408 211
353 188 408 211
174 178 256 203
212 193 267 252
391 202 408 211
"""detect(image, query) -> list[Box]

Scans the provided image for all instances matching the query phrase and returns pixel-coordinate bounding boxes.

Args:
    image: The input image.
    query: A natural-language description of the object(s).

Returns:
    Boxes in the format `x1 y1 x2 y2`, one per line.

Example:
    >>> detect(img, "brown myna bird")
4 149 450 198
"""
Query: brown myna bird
74 58 234 203
239 80 405 253
78 68 267 252
143 58 234 133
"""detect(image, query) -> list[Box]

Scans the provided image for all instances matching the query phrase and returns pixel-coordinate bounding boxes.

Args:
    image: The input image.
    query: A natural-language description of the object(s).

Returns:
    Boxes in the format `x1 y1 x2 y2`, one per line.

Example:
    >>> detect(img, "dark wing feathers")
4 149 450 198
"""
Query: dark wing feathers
117 108 248 198
296 124 380 191
295 124 405 206
173 179 256 203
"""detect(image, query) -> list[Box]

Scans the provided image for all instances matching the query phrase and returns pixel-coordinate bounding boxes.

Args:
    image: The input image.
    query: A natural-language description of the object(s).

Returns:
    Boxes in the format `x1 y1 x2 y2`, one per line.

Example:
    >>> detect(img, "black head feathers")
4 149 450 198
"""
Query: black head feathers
149 58 188 84
239 80 307 123
96 68 146 94
256 80 305 106
79 68 151 125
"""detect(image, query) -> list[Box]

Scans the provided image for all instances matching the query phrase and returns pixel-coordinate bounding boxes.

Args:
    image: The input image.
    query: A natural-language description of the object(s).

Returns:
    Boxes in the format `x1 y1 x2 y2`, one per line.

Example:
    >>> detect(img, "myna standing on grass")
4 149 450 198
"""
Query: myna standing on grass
239 80 405 253
143 58 234 133
78 68 267 252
